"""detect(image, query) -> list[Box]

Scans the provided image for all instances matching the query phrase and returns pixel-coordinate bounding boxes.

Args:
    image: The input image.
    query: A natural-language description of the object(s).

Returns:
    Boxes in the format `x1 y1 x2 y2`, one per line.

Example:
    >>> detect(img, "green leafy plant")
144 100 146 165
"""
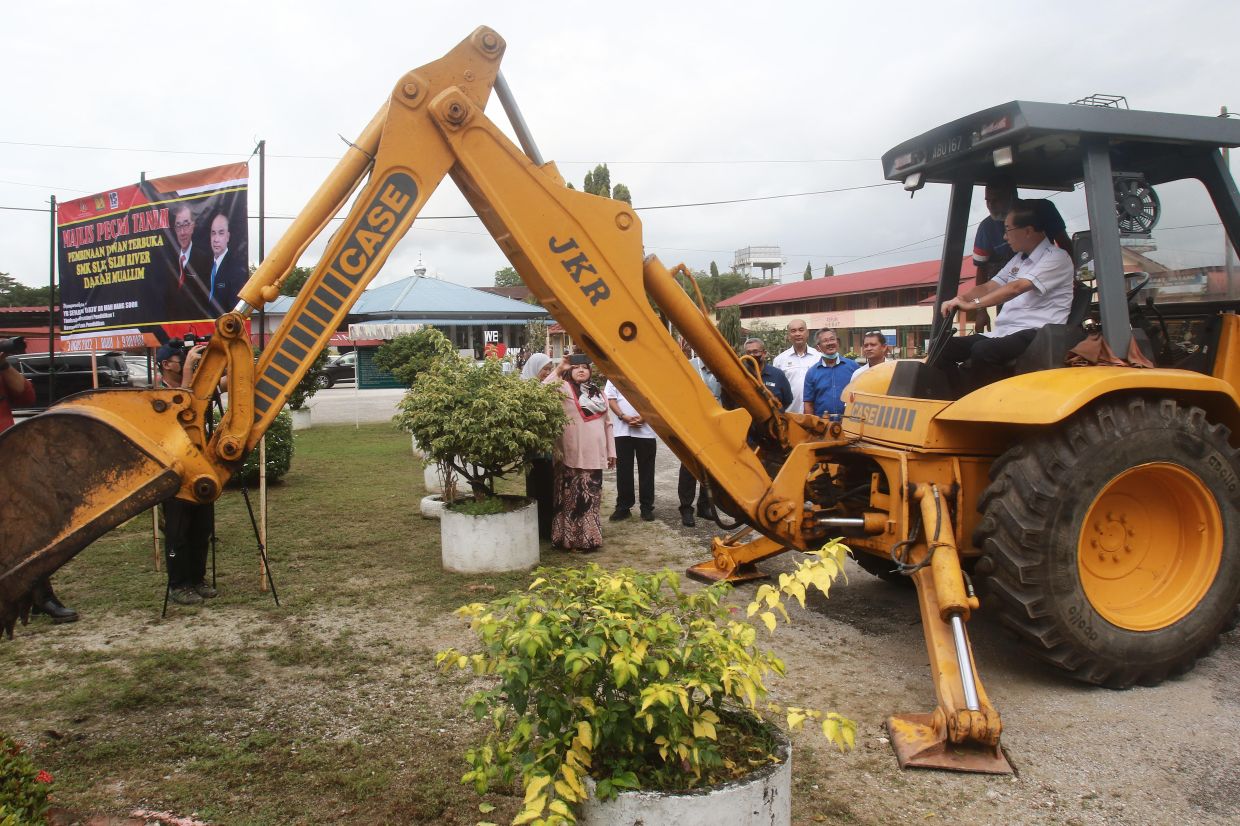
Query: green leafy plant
436 543 856 825
286 347 331 411
374 327 457 388
0 735 55 826
217 409 295 484
395 354 565 501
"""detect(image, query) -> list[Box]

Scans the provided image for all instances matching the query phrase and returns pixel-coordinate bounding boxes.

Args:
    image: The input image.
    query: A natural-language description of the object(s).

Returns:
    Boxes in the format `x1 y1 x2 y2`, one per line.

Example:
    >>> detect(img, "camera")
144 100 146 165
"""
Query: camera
567 353 591 366
0 336 27 356
181 332 210 348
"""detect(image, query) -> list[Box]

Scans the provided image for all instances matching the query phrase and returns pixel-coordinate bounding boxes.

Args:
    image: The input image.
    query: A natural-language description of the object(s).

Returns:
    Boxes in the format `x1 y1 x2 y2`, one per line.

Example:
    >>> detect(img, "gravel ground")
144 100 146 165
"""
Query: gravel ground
601 434 1240 826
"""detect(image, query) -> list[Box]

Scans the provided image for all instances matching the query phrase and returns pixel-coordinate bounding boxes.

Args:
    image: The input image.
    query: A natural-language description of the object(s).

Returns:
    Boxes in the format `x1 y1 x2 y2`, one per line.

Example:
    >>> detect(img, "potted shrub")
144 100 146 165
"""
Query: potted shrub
397 352 565 572
286 347 330 430
214 408 296 484
376 327 461 460
437 544 856 825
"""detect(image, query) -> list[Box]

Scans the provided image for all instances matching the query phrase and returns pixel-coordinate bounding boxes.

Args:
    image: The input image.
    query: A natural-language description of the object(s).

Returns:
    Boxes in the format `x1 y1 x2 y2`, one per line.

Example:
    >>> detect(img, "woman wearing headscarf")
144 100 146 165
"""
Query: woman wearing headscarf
545 356 616 552
521 353 556 539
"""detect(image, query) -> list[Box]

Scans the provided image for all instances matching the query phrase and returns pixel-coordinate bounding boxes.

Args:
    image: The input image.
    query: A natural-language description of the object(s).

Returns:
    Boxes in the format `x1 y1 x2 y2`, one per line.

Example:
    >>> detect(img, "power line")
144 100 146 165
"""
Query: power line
637 181 897 210
0 137 879 165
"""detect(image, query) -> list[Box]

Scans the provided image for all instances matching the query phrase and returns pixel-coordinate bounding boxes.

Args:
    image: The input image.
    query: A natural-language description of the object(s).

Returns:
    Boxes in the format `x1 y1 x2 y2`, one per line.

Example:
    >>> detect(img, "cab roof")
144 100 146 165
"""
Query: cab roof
882 100 1240 190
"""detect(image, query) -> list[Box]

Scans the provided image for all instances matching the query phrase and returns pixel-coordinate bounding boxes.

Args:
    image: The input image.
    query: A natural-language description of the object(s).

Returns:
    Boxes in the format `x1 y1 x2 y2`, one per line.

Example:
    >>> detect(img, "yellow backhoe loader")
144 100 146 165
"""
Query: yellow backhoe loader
3 28 1240 776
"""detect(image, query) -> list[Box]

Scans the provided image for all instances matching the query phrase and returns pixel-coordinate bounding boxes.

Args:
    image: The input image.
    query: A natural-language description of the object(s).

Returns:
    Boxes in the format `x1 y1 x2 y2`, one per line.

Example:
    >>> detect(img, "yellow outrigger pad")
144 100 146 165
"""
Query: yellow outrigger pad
0 410 180 637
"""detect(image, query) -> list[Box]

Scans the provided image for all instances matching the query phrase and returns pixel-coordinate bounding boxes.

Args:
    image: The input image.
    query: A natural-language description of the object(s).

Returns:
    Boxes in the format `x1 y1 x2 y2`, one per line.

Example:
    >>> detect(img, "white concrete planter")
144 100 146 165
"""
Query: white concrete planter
440 495 539 573
420 494 447 520
422 462 469 494
580 725 791 826
289 407 312 430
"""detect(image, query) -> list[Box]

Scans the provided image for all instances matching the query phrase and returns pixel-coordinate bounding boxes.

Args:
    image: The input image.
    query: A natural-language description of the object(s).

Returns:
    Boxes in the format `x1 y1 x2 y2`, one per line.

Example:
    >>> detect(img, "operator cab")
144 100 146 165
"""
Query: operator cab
879 98 1240 399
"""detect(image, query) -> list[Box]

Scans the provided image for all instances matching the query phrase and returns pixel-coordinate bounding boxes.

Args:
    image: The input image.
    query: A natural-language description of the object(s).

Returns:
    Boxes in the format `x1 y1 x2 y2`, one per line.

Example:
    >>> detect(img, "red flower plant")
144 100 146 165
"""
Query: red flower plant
35 769 54 784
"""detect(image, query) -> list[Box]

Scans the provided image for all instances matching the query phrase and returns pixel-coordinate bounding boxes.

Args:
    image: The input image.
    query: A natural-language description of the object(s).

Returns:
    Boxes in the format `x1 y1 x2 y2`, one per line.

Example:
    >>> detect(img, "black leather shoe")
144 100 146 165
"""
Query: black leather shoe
697 504 717 522
679 507 695 527
640 510 655 522
609 510 631 522
31 598 79 624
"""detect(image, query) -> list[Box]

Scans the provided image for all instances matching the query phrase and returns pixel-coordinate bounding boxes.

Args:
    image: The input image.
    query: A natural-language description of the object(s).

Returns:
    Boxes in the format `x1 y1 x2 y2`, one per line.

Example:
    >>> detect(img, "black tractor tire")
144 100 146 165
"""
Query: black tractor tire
852 550 913 587
315 373 333 390
974 396 1240 688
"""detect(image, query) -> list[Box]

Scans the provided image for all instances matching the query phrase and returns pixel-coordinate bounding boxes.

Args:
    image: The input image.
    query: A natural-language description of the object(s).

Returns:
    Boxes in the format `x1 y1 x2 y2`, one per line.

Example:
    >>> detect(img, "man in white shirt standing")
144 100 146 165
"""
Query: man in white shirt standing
771 318 820 413
938 200 1074 394
605 380 658 522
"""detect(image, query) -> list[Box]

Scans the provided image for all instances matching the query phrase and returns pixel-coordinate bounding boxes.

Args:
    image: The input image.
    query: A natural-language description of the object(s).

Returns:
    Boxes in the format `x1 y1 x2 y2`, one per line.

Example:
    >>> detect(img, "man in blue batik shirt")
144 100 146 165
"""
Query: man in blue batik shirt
802 329 858 420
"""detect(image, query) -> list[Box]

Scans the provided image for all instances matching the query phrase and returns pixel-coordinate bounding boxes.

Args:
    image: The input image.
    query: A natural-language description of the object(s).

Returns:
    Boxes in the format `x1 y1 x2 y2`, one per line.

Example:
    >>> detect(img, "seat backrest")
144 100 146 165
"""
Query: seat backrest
1066 280 1093 327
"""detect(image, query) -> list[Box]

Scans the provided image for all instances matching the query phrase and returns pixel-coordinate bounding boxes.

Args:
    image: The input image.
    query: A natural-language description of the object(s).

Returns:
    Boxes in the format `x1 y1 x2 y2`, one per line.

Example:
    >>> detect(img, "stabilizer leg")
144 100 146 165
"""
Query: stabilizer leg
886 483 1012 774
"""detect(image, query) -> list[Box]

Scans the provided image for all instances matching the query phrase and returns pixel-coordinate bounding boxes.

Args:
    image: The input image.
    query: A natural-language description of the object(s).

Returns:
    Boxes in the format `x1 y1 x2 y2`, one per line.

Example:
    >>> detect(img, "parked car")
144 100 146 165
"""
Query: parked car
123 354 154 387
315 351 356 389
9 351 131 408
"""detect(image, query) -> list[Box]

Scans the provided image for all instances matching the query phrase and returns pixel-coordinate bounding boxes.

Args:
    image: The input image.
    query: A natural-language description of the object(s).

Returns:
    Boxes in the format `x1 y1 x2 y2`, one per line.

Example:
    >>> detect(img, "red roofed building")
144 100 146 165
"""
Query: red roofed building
716 258 975 357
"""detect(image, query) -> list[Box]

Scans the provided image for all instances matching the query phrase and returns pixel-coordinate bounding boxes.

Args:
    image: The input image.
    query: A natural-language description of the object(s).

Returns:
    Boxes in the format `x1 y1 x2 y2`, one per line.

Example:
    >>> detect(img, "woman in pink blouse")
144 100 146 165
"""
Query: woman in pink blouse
545 357 616 552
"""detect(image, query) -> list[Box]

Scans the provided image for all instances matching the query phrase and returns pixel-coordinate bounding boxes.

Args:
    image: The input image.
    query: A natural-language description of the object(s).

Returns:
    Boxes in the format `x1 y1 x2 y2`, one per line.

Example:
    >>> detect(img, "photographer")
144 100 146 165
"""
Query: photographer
1 339 78 623
157 342 218 605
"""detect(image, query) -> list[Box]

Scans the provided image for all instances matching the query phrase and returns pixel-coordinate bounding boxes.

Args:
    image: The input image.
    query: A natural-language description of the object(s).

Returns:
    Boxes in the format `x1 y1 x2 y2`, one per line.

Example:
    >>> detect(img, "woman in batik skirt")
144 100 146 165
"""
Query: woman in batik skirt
545 356 616 552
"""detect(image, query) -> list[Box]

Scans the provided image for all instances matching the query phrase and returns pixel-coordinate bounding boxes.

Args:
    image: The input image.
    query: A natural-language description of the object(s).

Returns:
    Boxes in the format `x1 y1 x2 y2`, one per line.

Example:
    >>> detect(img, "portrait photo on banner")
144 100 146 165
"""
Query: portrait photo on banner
56 162 249 338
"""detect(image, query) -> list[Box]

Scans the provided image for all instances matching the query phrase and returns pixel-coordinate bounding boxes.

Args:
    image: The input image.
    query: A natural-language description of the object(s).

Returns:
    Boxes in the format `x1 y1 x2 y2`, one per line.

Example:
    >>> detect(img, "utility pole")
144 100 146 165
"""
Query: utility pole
1224 107 1236 294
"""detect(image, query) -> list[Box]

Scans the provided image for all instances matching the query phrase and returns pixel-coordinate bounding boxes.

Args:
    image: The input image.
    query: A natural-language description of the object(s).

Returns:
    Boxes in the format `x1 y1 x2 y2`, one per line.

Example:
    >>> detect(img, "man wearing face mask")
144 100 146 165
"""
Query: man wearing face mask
802 329 857 420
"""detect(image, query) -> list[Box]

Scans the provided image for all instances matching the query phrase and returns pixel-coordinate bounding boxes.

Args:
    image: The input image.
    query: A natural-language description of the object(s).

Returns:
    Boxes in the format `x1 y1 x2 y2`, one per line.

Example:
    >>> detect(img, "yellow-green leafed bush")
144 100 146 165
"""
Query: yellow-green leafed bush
437 544 856 825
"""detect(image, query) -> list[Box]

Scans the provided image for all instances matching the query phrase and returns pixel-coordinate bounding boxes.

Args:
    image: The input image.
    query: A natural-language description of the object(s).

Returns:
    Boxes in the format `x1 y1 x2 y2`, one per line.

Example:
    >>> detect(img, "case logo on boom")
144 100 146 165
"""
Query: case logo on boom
549 236 611 305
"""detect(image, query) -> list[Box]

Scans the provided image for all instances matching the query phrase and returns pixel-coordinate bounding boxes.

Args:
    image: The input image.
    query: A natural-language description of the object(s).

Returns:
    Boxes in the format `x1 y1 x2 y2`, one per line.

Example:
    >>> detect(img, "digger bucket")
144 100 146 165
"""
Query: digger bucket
0 404 185 637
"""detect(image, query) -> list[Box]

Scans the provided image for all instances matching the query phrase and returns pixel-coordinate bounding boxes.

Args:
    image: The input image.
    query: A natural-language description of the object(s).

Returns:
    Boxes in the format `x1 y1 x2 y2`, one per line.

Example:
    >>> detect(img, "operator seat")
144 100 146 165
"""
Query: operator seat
1011 280 1092 374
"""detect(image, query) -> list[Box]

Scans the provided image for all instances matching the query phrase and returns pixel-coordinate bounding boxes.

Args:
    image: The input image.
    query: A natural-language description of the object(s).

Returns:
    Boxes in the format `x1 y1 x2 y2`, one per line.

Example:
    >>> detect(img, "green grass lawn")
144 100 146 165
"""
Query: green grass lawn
0 424 552 825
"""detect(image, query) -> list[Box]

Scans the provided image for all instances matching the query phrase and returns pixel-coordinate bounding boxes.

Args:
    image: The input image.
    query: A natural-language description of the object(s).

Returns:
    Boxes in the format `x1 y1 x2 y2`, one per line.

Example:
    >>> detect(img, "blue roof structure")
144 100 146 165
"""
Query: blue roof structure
263 275 549 323
355 276 547 320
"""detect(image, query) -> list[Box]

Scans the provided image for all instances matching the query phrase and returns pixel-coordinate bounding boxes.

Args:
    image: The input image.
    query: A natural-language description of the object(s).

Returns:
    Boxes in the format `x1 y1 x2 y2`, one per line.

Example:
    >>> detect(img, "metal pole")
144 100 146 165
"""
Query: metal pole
1224 108 1235 295
494 71 544 166
257 140 269 592
48 196 56 404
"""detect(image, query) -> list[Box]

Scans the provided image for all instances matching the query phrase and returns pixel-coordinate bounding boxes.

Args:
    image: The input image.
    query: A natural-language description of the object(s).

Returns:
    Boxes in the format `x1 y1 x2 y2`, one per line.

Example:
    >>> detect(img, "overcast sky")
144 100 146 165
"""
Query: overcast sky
4 0 1238 293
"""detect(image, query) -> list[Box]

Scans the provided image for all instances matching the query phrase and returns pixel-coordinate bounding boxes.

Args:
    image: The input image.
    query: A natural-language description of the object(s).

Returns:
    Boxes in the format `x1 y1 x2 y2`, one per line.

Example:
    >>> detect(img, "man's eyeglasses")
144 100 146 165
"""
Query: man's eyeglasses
174 221 193 229
1003 224 1025 235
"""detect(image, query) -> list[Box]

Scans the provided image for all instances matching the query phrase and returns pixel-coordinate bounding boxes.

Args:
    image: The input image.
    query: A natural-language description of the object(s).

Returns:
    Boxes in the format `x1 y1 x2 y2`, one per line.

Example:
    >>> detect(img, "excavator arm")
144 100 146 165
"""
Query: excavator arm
0 27 822 635
0 26 1010 777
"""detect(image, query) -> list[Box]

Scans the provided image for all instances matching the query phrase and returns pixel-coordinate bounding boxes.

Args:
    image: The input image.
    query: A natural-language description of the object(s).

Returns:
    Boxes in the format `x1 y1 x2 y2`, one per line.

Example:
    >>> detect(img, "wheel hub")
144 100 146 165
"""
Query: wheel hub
1082 498 1145 579
1077 463 1222 631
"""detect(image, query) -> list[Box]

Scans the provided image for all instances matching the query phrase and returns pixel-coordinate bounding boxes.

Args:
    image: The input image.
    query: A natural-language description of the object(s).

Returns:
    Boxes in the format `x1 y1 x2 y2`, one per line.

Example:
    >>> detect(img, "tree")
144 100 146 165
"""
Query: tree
580 164 631 204
717 306 744 352
710 261 720 279
744 322 789 358
493 266 523 288
803 263 813 281
675 268 754 311
373 326 457 387
525 319 547 353
0 273 56 308
280 266 313 297
824 264 835 277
